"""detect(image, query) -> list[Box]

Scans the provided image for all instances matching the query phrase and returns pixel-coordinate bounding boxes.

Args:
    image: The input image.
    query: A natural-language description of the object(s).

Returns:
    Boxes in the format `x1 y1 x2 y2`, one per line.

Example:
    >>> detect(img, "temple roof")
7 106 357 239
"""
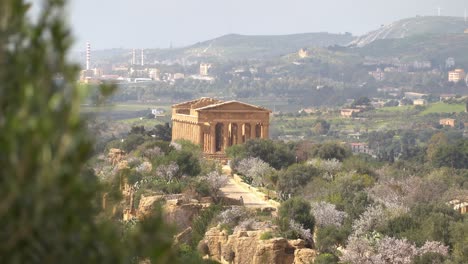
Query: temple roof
172 97 271 112
172 97 223 109
195 100 271 112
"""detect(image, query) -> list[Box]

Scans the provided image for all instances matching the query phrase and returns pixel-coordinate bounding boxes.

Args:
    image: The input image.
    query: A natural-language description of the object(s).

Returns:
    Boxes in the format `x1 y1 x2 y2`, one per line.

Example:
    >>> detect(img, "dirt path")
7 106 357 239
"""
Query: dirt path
220 165 277 209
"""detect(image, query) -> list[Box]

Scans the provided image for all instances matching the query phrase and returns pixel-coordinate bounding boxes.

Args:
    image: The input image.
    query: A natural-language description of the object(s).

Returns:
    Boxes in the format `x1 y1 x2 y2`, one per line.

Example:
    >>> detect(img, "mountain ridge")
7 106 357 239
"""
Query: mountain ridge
350 16 467 47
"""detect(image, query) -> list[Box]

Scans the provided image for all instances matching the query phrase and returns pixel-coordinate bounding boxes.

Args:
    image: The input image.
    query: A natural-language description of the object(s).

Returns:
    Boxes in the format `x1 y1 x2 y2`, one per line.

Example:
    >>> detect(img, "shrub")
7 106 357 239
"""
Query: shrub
278 197 315 231
191 205 222 248
260 231 274 240
314 253 339 264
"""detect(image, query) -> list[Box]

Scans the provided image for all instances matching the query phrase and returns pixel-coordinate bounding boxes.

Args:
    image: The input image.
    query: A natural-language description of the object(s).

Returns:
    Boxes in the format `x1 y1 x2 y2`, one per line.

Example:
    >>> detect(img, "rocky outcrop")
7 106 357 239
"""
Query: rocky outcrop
175 227 193 245
199 227 317 264
252 237 295 264
137 195 204 230
137 195 165 218
164 199 203 230
294 248 317 264
107 148 126 166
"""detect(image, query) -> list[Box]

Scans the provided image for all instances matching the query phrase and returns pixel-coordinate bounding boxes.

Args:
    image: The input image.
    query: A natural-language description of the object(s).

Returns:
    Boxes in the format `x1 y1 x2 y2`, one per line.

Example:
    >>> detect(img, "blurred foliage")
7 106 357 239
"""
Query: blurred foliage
0 0 177 262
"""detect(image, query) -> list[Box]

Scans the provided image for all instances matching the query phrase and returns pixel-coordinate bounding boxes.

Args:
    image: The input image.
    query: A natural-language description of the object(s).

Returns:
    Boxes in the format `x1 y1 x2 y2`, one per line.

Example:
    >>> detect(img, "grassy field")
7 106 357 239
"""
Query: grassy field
420 102 465 115
269 101 466 141
377 105 413 112
81 103 171 112
115 117 166 127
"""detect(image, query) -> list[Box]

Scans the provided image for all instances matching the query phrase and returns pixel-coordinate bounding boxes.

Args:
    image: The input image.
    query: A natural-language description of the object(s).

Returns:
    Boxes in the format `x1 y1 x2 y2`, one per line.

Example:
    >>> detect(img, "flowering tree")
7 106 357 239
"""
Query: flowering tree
143 146 163 159
307 158 342 180
311 201 347 227
372 237 417 264
289 219 313 244
341 235 375 264
156 162 179 182
236 157 274 187
341 235 448 264
203 171 229 202
218 206 249 226
418 241 449 256
352 205 386 237
136 161 152 174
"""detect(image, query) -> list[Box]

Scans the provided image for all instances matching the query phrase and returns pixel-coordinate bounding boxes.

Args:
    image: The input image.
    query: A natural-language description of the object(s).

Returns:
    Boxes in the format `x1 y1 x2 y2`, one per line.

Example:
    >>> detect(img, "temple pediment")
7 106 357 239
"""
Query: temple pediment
196 101 271 112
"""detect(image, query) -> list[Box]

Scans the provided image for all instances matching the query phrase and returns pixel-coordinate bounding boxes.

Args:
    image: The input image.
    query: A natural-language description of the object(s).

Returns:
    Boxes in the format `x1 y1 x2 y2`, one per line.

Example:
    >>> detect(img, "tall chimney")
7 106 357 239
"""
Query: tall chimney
141 49 144 66
86 42 91 70
132 49 136 65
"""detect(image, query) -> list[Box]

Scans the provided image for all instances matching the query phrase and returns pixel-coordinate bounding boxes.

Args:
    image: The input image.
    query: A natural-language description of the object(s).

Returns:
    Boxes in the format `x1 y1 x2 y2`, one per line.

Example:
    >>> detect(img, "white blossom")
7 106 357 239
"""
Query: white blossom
371 237 417 264
170 142 182 150
136 161 152 173
342 236 418 264
418 241 449 256
143 146 163 159
156 162 179 182
126 157 142 168
218 206 248 225
203 171 229 200
236 157 274 187
308 158 342 180
311 201 347 227
352 205 386 237
289 220 313 244
341 236 374 264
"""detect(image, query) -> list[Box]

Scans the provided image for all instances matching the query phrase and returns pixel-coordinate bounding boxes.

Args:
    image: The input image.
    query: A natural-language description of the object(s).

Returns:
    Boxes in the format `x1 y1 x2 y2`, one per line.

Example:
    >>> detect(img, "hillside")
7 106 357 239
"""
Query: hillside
187 33 354 59
350 16 468 47
356 34 468 66
145 32 354 62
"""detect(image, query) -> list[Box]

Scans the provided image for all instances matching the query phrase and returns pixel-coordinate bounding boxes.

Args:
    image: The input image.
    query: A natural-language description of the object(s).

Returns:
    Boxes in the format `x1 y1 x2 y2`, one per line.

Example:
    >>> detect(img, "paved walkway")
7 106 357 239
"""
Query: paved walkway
220 165 276 209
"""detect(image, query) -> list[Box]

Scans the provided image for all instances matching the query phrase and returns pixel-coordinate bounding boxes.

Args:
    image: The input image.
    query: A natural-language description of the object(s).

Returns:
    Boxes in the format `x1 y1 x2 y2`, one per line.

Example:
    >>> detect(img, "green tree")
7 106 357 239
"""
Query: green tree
449 220 468 264
426 132 448 163
313 119 331 135
310 142 351 161
276 163 319 199
149 123 172 142
226 139 295 170
278 197 315 231
0 0 175 262
315 225 349 253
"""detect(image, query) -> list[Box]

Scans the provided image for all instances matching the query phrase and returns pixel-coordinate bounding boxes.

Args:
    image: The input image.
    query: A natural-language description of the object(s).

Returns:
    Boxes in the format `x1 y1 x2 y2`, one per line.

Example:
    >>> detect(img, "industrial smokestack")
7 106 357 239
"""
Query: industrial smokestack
132 49 136 65
141 49 144 66
86 42 91 70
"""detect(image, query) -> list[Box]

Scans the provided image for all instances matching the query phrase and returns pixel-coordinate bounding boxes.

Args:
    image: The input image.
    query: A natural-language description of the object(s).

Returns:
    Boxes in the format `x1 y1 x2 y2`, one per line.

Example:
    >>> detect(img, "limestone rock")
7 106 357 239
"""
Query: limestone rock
201 226 313 264
164 202 203 230
108 148 126 165
293 248 317 264
174 227 192 245
203 227 229 260
137 195 164 218
253 238 295 264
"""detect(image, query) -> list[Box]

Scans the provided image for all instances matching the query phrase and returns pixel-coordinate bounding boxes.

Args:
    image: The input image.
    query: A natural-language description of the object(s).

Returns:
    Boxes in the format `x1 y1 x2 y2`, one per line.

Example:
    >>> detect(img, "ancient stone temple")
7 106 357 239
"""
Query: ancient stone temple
172 97 271 158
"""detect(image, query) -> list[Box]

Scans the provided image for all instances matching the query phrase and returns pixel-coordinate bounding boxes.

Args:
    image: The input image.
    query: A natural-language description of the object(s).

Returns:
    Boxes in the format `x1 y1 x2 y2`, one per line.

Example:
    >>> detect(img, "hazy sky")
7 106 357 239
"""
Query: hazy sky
53 0 468 50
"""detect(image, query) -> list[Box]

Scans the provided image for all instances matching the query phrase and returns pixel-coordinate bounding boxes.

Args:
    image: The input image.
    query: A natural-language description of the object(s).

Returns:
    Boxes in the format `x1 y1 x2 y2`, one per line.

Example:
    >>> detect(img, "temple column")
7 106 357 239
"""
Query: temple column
198 125 203 146
236 124 243 144
262 123 269 139
223 122 229 150
210 123 216 154
189 123 193 142
250 122 257 139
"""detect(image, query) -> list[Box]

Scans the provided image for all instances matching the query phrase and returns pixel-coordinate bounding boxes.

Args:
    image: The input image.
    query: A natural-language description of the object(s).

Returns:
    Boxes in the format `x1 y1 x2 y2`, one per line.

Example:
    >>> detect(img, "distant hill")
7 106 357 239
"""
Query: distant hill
356 34 468 66
147 33 355 61
350 16 468 47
